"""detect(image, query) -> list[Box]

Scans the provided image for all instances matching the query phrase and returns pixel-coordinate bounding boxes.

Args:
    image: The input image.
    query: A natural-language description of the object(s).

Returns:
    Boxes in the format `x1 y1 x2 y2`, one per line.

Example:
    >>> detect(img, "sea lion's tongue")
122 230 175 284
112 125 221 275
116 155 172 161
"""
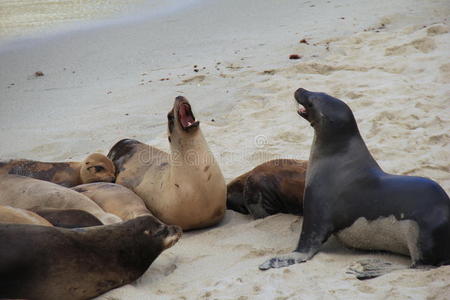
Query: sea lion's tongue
179 104 195 128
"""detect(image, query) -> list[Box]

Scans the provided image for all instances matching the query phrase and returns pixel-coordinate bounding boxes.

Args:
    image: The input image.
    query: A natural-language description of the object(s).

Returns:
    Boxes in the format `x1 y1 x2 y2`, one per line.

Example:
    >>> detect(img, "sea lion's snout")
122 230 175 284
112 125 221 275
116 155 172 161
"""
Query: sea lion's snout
173 96 200 132
163 225 182 249
294 88 311 121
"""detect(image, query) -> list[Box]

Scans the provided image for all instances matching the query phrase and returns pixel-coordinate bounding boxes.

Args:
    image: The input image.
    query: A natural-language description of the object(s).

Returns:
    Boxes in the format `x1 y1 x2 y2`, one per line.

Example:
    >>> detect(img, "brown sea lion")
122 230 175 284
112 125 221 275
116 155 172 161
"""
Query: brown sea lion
108 96 226 230
0 174 122 225
227 159 307 218
0 205 52 226
72 182 152 221
0 153 115 188
31 208 103 228
0 215 182 300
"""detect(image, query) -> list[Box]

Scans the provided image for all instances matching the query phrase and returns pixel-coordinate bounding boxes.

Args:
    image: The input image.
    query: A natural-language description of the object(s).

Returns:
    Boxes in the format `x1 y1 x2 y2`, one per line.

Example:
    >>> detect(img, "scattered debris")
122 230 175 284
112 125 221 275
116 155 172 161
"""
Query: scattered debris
262 70 276 75
34 71 44 77
107 91 112 94
211 119 215 122
289 54 302 60
299 39 309 44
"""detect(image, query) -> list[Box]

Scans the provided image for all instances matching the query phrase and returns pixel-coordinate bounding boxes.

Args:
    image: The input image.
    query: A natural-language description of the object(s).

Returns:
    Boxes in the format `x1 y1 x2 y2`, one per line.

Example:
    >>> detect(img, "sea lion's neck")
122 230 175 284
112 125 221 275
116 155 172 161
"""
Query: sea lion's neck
70 162 83 184
169 130 216 172
310 129 380 170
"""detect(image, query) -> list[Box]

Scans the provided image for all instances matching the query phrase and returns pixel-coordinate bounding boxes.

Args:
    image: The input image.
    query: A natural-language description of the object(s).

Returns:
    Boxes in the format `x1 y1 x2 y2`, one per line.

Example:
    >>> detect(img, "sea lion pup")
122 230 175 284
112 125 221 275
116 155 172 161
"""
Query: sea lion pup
72 182 152 221
108 96 226 230
0 153 116 188
0 205 52 226
31 208 103 228
227 159 307 218
260 88 450 277
0 174 122 225
0 216 182 300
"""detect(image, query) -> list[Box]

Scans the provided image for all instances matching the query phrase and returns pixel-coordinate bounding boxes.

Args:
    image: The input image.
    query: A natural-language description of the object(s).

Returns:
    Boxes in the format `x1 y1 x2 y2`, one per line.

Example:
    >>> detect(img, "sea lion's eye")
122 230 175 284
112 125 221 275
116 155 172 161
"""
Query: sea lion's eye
167 113 174 120
92 166 105 172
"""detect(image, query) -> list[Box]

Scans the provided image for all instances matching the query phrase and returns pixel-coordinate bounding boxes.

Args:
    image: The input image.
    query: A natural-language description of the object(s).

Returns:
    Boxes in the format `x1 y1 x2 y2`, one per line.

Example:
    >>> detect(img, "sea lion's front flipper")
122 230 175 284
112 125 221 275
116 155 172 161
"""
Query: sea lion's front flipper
346 258 406 280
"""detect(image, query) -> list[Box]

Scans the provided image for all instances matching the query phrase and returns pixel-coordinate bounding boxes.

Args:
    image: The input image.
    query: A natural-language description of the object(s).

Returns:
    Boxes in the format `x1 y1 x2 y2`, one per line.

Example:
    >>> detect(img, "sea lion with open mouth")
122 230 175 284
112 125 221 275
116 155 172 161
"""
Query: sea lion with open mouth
0 216 182 300
0 153 115 188
227 159 307 218
259 88 450 278
108 96 226 230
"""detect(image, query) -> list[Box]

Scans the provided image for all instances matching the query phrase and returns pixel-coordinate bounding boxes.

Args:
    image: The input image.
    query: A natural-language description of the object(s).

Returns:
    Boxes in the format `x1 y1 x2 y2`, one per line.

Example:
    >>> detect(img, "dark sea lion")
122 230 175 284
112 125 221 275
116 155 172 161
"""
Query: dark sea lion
31 208 102 228
260 88 450 277
0 215 182 300
0 174 122 225
107 96 226 230
0 205 52 226
72 182 152 221
0 153 115 188
227 159 307 218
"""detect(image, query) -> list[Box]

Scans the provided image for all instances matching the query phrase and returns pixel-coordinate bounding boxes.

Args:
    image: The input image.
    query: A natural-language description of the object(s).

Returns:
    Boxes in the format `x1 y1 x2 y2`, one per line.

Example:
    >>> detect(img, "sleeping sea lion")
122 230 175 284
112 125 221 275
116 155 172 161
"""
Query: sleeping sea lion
31 208 103 228
0 153 115 188
72 182 152 221
0 174 121 225
0 205 52 226
227 159 307 218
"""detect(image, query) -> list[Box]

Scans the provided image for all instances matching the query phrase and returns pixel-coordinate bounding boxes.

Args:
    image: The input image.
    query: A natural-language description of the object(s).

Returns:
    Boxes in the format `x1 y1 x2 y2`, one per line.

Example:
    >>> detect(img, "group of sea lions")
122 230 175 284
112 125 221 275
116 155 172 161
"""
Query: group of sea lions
1 89 449 298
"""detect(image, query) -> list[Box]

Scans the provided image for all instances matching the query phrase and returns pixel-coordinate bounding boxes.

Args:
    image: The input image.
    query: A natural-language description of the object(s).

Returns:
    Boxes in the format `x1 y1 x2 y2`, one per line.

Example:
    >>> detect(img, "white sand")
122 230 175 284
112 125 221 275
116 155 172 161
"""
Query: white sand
0 0 449 299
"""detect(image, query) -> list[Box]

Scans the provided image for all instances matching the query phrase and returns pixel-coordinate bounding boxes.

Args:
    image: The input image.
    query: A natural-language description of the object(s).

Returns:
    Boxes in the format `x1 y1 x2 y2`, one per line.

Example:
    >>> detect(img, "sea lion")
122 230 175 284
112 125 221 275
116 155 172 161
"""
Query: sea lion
31 208 103 228
107 96 226 230
72 182 152 221
227 159 307 218
0 215 182 300
0 205 52 226
0 174 122 225
260 88 450 275
0 153 115 188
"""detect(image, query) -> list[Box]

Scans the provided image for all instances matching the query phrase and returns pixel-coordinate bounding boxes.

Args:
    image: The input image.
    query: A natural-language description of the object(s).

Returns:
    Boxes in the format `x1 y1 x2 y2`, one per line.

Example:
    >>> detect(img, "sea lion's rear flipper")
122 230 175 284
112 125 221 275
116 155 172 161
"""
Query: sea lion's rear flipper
346 258 406 280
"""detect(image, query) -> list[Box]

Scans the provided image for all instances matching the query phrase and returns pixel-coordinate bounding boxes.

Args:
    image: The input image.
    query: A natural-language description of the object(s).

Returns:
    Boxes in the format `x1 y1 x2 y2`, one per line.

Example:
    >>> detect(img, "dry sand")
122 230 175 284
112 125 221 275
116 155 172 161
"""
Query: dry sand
0 0 449 299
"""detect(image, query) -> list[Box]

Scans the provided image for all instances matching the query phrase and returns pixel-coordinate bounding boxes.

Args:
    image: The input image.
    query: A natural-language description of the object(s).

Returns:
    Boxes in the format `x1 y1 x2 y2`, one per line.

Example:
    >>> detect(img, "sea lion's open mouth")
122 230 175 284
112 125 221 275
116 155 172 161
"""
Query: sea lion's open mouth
176 97 200 131
295 88 311 122
297 104 309 120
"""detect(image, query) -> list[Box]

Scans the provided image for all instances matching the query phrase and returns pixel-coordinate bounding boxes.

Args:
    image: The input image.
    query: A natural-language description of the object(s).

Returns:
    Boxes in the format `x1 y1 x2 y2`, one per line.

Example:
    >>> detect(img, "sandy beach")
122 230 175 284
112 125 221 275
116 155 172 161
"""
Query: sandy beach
1 0 449 299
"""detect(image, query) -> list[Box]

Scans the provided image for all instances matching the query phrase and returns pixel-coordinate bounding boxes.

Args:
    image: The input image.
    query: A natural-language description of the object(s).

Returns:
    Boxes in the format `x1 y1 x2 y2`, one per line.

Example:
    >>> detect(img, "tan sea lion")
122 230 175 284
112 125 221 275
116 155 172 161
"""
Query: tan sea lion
0 174 121 225
227 159 307 218
31 208 103 228
0 153 115 188
0 205 52 226
0 216 182 300
108 96 226 230
72 182 152 221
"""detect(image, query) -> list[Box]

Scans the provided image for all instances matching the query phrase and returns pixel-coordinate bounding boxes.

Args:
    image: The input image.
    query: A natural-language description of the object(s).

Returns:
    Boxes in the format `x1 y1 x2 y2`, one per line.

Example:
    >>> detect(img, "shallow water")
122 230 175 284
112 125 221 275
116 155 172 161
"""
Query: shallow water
0 0 150 38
